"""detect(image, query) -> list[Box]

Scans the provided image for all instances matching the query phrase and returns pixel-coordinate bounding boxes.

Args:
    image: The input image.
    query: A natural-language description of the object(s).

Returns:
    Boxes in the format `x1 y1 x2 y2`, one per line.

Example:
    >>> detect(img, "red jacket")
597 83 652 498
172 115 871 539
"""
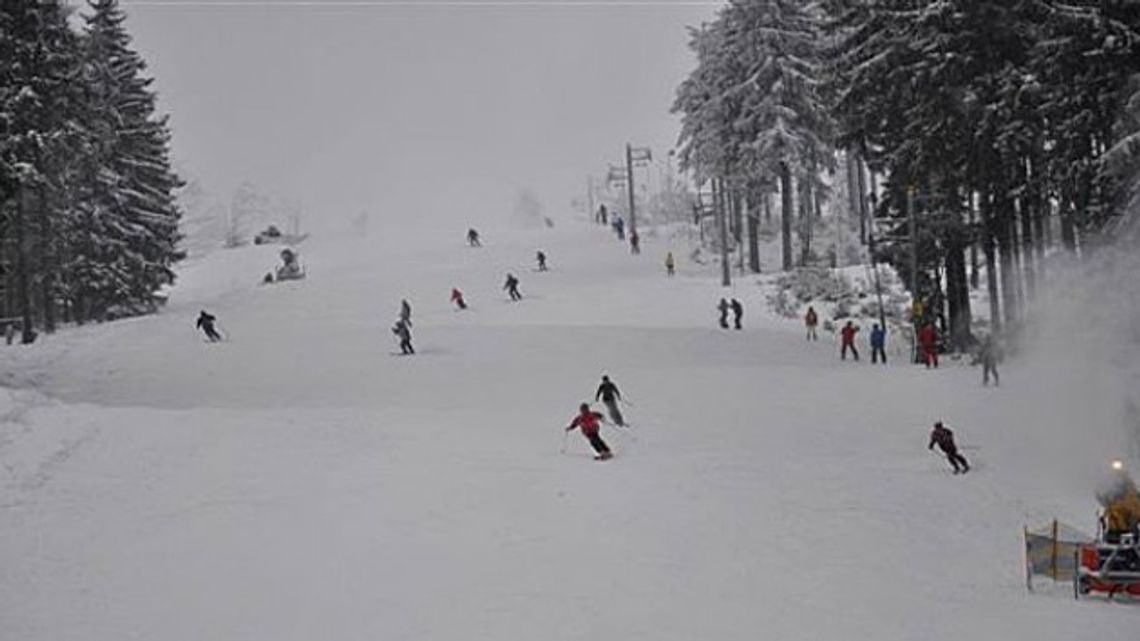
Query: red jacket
451 289 464 302
569 411 604 436
841 325 858 345
918 324 937 348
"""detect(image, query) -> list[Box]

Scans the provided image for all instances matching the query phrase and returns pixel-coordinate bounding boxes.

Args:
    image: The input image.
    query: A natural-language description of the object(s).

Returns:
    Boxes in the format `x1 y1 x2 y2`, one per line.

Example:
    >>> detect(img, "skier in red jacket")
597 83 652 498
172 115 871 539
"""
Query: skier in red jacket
840 321 860 361
565 403 612 460
918 321 939 368
928 421 969 474
450 287 467 310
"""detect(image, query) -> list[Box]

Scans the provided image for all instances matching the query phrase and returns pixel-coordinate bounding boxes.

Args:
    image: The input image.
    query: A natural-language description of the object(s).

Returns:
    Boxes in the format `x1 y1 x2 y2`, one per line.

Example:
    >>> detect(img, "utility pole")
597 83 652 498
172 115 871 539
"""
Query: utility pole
907 184 917 296
625 143 652 236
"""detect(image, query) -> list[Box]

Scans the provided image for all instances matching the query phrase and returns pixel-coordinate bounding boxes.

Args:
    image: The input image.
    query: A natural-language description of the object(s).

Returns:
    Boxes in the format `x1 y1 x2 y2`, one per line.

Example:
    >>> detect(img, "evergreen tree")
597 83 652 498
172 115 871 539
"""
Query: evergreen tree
77 0 183 320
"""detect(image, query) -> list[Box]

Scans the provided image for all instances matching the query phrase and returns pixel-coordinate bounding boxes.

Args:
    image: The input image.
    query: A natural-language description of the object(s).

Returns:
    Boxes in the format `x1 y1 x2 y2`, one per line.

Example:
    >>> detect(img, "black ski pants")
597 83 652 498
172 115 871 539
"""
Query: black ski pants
400 339 414 354
842 343 859 361
872 345 886 364
983 363 999 386
943 449 969 473
587 432 611 456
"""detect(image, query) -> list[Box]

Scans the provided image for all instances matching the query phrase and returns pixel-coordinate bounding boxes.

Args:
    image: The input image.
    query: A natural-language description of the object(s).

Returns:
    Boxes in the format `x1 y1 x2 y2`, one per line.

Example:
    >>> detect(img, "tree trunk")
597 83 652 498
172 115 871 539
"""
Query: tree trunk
968 193 980 289
746 192 760 273
717 178 730 287
799 174 813 266
856 150 870 245
37 185 55 333
945 237 972 351
981 193 1002 334
1019 191 1036 303
996 194 1019 328
780 163 793 272
14 191 35 343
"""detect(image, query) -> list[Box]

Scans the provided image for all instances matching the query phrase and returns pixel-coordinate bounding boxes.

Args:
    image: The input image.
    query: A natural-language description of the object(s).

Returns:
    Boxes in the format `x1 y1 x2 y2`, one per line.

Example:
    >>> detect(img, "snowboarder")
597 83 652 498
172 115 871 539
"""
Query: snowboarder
595 374 626 427
979 334 999 386
392 318 414 355
665 251 675 277
504 273 522 301
918 321 939 368
467 228 481 247
870 323 887 364
928 421 969 474
399 299 412 327
840 320 860 361
805 306 819 341
450 287 467 310
629 231 640 254
718 298 730 329
536 250 548 272
731 298 743 330
565 403 612 460
196 310 222 342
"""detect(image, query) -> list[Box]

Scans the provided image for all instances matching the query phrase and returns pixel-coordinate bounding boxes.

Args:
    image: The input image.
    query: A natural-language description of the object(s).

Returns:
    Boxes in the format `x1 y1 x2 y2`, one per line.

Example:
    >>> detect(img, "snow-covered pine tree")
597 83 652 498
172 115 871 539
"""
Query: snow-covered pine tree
0 1 87 340
674 0 834 273
78 0 183 320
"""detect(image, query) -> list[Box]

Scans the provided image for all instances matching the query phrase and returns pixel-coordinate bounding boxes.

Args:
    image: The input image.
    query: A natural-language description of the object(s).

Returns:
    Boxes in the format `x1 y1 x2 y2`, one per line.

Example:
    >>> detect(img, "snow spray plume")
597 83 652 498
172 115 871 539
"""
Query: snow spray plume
1017 213 1140 491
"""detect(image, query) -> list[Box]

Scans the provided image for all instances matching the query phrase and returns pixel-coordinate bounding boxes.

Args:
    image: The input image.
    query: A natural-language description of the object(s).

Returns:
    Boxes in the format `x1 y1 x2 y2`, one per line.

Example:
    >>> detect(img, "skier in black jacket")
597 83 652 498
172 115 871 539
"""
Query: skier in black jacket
196 310 222 342
595 375 626 427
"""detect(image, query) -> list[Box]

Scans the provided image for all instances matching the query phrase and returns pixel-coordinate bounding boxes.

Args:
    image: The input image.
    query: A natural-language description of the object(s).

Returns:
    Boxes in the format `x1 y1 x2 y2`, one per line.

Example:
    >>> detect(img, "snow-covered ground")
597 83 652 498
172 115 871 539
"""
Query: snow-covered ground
2 219 1137 640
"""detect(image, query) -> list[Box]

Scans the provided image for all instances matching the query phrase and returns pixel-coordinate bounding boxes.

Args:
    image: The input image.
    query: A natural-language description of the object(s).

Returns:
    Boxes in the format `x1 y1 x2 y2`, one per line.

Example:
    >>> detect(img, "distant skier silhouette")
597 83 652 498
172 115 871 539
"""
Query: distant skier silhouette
196 310 222 342
504 273 522 301
451 287 467 310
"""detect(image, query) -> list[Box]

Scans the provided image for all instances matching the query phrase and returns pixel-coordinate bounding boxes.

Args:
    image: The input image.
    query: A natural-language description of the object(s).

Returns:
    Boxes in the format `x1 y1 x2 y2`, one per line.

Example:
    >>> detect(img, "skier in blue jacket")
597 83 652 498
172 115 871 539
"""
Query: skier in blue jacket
870 323 887 364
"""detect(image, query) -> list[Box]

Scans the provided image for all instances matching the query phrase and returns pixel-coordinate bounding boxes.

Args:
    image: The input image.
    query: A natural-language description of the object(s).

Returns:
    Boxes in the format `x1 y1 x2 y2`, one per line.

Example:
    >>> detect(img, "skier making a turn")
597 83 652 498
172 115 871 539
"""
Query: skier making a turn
566 403 612 460
595 374 626 427
928 420 970 474
196 310 222 342
504 273 522 301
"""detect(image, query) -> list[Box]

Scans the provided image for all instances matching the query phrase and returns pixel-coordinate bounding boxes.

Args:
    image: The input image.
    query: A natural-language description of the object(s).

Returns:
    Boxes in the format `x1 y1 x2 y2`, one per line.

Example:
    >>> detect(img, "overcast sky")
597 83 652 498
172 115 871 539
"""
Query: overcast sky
110 0 720 231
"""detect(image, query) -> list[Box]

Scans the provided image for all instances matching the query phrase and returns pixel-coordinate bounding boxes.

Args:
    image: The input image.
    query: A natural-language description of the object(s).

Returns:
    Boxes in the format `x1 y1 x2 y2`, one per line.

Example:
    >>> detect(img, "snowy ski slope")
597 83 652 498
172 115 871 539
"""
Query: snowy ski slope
1 220 1137 640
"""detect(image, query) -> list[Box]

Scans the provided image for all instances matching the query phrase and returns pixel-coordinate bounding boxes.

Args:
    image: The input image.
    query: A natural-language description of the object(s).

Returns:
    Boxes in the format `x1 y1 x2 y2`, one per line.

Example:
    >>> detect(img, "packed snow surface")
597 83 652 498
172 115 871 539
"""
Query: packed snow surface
2 221 1137 640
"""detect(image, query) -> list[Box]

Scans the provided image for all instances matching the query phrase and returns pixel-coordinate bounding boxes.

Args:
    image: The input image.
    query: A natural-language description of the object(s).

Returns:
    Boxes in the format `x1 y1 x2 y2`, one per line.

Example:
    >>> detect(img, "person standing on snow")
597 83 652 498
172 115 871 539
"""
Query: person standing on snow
928 420 969 474
731 298 743 330
918 321 939 368
805 306 819 341
595 374 626 427
504 273 522 301
665 251 675 277
718 298 730 329
536 250 548 272
566 403 612 460
597 204 609 225
613 216 625 241
467 228 482 247
979 334 1000 386
196 310 222 342
450 287 467 310
870 323 887 364
392 318 414 355
840 320 860 361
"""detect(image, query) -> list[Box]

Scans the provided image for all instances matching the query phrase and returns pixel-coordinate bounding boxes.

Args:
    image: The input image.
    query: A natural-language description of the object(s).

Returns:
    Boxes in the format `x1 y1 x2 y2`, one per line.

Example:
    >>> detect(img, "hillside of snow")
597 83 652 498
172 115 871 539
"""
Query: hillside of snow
2 219 1137 640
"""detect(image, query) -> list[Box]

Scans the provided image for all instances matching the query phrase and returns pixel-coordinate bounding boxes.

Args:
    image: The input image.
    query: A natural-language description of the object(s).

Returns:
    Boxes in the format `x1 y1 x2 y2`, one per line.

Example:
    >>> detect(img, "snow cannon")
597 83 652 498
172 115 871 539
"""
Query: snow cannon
1076 460 1140 599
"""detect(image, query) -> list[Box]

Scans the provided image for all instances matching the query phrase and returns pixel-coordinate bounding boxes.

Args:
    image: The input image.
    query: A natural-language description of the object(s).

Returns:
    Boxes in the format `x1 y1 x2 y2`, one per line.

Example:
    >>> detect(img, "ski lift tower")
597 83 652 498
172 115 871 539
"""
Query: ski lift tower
625 144 652 236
